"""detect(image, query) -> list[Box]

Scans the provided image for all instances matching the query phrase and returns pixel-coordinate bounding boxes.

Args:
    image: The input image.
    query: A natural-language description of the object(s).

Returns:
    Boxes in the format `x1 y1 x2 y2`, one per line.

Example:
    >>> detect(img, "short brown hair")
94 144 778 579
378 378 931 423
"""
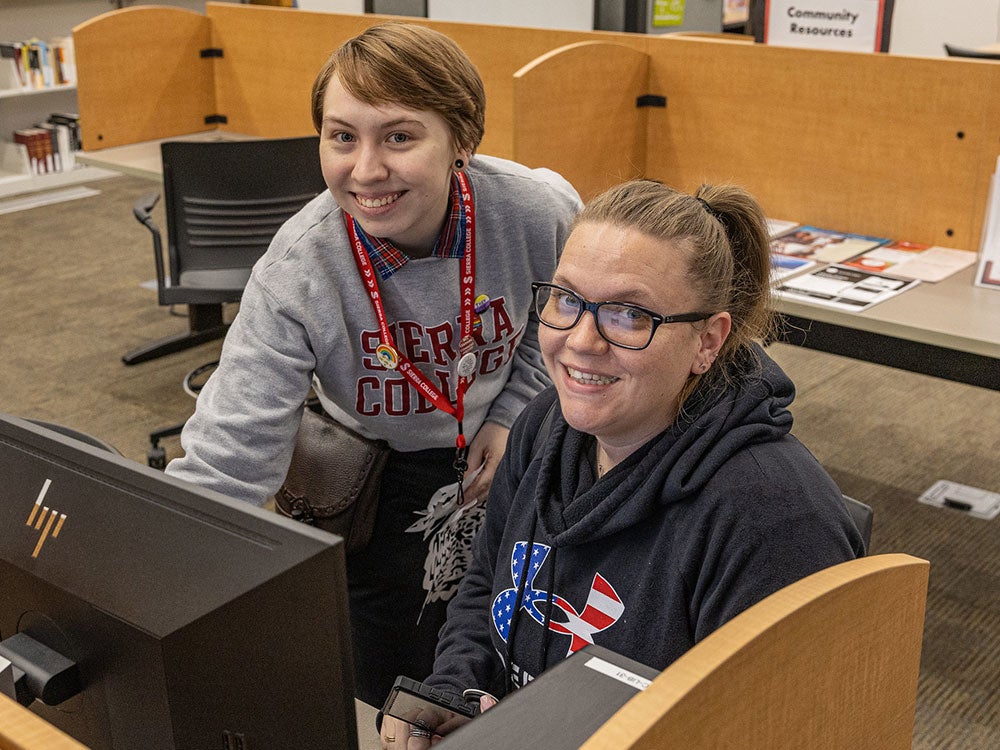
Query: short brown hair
311 22 486 155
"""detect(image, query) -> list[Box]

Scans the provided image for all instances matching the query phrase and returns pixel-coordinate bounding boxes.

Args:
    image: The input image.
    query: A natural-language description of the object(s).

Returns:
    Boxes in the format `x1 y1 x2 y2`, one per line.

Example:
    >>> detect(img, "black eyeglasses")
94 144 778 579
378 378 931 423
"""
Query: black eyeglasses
531 282 714 351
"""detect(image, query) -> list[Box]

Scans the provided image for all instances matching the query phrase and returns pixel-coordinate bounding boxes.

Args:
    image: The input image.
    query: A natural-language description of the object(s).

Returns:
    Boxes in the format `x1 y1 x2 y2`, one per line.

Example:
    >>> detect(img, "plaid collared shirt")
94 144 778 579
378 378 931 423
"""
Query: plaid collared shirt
349 173 469 281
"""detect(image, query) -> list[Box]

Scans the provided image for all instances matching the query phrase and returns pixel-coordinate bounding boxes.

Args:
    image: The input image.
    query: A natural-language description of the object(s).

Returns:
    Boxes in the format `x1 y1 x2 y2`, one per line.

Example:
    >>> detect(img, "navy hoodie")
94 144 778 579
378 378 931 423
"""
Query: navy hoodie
428 347 864 698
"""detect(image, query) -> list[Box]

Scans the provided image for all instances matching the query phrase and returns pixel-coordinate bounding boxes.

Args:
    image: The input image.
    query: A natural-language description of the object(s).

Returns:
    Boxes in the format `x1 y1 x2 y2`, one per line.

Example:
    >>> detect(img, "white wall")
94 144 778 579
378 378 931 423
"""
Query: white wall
296 0 364 12
427 0 594 31
889 0 1000 56
3 0 240 41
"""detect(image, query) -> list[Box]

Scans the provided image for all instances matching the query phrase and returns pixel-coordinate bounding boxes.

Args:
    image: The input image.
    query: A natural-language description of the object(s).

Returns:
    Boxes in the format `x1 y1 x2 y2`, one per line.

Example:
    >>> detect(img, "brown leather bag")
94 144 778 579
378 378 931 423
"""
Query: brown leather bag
275 405 389 554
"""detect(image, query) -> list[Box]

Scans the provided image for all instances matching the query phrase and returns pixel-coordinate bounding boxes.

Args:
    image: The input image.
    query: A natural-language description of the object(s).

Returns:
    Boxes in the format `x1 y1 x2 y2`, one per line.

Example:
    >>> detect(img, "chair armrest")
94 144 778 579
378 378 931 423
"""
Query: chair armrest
132 192 168 298
132 192 161 226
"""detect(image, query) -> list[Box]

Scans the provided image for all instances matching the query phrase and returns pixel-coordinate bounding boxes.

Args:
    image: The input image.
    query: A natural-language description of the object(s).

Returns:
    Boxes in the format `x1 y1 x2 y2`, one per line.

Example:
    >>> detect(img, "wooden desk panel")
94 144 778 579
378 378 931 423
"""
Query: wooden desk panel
0 695 382 750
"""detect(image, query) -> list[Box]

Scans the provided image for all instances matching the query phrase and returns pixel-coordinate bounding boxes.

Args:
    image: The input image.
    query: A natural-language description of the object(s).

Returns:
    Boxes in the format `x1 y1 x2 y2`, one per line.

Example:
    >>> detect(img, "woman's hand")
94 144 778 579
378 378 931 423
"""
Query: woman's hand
462 421 509 506
379 694 498 747
380 714 443 748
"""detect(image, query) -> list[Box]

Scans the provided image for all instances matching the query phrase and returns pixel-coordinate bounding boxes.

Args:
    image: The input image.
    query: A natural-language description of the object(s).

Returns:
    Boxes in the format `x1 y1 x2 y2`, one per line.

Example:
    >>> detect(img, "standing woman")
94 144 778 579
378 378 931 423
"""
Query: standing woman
166 22 581 705
384 178 863 746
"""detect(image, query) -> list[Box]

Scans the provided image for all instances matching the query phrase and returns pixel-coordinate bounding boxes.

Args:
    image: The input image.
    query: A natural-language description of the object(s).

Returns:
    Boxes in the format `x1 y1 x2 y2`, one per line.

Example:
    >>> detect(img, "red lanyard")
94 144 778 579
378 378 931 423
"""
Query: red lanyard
345 171 477 470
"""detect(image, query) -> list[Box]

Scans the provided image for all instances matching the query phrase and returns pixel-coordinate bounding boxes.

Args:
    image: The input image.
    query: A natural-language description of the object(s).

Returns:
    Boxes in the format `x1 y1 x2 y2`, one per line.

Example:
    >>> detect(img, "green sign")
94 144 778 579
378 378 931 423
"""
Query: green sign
653 0 686 26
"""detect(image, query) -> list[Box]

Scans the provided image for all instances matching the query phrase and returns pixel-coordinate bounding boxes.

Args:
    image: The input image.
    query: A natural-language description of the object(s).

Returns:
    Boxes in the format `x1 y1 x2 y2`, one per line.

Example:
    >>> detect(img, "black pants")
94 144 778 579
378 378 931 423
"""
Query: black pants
346 447 456 707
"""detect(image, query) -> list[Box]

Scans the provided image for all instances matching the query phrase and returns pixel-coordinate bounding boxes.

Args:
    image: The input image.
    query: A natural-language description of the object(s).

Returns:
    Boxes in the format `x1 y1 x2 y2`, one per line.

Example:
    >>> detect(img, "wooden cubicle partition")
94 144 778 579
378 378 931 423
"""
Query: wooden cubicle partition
582 554 929 750
642 37 1000 251
203 3 645 158
73 3 1000 250
73 7 216 150
511 35 1000 250
512 42 651 201
73 3 636 159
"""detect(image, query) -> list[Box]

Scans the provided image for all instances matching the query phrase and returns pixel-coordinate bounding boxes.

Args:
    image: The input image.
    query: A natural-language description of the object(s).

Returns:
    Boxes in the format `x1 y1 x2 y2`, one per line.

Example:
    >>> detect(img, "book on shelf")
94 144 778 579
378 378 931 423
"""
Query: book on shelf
0 36 75 93
775 264 920 313
840 240 977 283
7 113 81 178
770 225 891 264
976 155 1000 290
0 42 26 90
48 113 82 151
13 128 50 175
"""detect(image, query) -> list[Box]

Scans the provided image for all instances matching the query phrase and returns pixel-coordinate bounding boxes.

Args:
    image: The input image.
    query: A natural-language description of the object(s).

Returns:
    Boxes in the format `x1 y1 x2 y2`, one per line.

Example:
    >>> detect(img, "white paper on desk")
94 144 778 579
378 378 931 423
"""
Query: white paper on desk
975 156 1000 290
842 243 977 282
884 247 977 282
776 264 920 312
407 464 486 616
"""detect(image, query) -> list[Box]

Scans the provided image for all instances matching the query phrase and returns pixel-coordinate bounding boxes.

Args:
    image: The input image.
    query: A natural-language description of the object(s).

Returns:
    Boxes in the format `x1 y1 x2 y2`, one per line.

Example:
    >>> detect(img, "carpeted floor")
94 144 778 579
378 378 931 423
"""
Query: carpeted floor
2 174 999 747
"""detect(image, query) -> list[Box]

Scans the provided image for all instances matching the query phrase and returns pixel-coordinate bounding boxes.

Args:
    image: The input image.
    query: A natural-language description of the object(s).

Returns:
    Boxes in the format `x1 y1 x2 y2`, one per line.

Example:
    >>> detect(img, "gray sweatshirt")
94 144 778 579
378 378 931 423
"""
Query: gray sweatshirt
166 155 582 505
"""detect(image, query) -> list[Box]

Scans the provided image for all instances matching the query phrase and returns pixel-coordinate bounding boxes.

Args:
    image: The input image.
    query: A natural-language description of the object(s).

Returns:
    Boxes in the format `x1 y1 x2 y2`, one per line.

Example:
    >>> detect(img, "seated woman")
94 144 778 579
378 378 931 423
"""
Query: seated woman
380 178 864 746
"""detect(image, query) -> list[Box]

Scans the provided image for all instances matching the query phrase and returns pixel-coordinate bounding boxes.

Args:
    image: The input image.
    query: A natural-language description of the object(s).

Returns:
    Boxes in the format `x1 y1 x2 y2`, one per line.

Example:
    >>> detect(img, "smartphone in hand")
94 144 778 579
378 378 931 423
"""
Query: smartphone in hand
382 676 479 737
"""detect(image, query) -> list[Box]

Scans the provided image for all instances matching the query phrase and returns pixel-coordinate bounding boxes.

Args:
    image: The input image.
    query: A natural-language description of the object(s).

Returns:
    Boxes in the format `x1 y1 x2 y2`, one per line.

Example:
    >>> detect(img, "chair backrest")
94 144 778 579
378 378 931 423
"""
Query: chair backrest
160 136 326 293
581 553 929 750
843 493 873 550
944 43 1000 60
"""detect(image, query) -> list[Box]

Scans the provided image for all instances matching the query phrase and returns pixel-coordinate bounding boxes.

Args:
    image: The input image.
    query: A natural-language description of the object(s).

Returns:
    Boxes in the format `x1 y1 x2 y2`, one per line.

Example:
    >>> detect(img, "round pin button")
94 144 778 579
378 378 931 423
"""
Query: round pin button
375 344 399 370
474 294 490 314
457 352 477 377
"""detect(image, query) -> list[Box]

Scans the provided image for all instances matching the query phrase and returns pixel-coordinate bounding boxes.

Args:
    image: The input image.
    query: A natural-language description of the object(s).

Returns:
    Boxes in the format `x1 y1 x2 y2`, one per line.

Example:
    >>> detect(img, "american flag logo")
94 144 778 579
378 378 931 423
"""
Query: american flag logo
492 541 623 654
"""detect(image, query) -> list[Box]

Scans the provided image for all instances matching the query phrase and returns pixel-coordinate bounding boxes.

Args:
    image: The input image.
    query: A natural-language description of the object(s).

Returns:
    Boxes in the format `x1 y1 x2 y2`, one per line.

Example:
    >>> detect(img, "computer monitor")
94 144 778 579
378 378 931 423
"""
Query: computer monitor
0 413 357 750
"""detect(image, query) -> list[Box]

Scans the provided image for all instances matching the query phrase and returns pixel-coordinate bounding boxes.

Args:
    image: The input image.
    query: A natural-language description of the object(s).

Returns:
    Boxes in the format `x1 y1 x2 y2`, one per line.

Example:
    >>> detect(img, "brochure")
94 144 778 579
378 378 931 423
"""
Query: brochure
765 217 800 237
775 264 920 312
842 240 977 283
770 225 890 264
770 253 815 283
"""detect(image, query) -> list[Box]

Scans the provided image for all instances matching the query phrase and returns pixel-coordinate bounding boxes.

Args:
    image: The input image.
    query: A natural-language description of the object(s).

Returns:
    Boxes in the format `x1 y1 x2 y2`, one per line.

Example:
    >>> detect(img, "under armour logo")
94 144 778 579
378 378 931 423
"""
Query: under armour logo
492 542 623 655
25 479 67 559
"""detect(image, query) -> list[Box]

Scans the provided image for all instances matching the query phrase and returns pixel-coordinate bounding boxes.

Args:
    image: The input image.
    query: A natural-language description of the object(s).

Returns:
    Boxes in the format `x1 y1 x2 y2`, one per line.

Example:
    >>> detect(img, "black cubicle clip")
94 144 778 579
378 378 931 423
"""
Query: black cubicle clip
204 115 229 125
200 48 224 58
636 94 667 108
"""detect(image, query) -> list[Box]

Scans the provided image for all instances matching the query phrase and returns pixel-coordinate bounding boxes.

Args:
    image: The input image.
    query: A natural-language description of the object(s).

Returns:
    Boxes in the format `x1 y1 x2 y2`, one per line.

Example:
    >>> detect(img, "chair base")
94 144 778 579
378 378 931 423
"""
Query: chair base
122 303 229 366
147 422 185 469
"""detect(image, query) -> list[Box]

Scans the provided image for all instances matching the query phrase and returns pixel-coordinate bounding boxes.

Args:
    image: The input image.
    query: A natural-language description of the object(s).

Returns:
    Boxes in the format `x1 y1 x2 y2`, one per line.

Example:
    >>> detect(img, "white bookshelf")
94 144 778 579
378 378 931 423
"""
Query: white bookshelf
0 84 76 100
1 1 238 197
0 164 118 199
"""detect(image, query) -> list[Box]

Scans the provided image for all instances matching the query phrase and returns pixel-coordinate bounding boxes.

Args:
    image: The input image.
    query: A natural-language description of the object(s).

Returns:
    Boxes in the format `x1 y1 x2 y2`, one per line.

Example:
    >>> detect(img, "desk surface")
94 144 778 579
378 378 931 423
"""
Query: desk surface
76 130 257 180
775 265 1000 360
356 699 380 750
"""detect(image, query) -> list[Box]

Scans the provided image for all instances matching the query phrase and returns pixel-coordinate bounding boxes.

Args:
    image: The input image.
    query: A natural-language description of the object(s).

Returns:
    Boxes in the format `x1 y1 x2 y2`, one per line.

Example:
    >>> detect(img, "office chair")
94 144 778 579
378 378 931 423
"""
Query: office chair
943 43 1000 60
843 493 874 550
123 136 326 365
145 360 218 469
